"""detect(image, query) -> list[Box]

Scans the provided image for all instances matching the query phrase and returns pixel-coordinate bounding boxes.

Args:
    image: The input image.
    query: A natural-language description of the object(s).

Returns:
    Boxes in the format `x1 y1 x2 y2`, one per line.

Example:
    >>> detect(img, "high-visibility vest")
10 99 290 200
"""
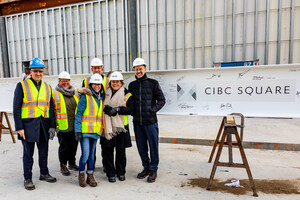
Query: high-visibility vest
83 76 108 91
81 94 103 134
20 79 51 119
124 93 132 126
52 89 79 131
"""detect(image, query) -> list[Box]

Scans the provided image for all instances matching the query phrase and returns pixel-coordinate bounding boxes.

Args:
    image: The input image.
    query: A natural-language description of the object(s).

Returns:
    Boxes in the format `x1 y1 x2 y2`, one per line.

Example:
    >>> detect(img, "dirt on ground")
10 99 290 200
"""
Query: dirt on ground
182 177 300 195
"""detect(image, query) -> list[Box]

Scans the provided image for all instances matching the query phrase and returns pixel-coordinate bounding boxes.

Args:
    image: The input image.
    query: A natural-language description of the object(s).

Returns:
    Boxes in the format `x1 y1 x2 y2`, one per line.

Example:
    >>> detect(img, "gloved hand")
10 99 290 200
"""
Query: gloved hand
103 105 112 114
48 128 56 140
75 132 82 142
108 107 119 117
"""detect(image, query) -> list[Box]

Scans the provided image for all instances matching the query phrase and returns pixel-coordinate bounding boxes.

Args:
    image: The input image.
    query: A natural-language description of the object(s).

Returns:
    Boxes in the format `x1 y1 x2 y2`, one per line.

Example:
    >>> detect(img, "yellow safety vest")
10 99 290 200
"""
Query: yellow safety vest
81 94 103 134
124 93 132 126
21 79 51 119
52 89 79 131
83 76 108 91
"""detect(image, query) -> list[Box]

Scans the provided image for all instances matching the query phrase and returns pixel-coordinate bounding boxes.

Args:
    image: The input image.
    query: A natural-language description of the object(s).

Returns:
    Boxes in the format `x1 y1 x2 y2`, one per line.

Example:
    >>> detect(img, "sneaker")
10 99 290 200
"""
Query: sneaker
147 171 157 183
24 179 35 190
68 164 79 171
108 176 116 183
137 168 150 179
39 174 57 183
118 175 126 181
61 164 70 176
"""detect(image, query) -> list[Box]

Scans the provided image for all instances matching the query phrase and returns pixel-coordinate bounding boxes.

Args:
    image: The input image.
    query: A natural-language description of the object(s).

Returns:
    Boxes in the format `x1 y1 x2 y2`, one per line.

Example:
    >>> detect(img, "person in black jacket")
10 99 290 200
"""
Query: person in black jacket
13 58 57 190
128 58 166 183
101 71 133 183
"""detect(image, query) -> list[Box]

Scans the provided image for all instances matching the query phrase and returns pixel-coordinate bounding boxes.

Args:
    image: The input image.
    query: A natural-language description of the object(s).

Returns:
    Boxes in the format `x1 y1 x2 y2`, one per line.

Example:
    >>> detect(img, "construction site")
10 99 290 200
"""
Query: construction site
0 0 300 199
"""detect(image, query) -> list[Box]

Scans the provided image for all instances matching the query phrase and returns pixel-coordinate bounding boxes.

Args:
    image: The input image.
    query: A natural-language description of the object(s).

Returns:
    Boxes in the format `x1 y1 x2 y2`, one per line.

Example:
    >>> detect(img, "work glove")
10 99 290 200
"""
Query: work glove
48 128 56 140
103 105 112 114
75 132 82 142
108 107 120 117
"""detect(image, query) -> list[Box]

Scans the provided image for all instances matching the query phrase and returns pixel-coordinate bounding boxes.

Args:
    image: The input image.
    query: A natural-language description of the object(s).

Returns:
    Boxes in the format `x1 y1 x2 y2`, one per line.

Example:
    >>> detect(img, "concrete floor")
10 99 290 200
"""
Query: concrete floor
0 133 300 200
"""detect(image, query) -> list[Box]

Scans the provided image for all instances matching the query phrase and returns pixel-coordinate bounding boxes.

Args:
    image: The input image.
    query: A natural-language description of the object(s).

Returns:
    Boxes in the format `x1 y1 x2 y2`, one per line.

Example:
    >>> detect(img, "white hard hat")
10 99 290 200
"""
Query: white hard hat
58 71 71 79
91 58 103 67
109 71 124 81
133 57 147 68
89 73 103 84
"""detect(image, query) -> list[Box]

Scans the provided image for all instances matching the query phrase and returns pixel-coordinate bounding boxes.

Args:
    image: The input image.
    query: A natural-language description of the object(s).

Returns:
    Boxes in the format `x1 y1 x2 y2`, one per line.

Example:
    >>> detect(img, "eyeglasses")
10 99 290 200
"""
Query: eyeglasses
31 70 44 73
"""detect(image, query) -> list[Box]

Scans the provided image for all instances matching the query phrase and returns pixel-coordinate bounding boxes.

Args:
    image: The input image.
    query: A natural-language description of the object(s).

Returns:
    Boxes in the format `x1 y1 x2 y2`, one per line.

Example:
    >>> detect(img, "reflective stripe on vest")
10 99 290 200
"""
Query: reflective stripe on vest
81 94 103 134
123 93 132 126
21 79 51 119
53 89 79 131
84 76 108 91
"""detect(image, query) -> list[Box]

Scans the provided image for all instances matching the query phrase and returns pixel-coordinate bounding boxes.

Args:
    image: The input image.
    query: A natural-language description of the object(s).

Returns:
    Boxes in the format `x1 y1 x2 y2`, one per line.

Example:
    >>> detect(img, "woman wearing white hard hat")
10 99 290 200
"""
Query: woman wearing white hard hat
52 71 80 176
101 71 133 183
74 73 104 187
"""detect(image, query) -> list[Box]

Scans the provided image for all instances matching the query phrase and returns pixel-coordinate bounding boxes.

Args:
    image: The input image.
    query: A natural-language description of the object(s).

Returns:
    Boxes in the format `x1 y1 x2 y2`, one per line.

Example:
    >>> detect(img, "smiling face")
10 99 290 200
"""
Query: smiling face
110 80 123 91
59 79 71 89
91 83 102 93
134 65 146 78
91 66 103 75
30 68 44 82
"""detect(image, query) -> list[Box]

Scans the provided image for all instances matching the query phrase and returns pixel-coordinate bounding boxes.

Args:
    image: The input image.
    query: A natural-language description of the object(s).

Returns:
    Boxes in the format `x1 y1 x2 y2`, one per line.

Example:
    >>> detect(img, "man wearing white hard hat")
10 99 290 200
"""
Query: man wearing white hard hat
128 58 165 183
13 57 57 190
52 71 80 176
82 58 108 91
75 73 104 187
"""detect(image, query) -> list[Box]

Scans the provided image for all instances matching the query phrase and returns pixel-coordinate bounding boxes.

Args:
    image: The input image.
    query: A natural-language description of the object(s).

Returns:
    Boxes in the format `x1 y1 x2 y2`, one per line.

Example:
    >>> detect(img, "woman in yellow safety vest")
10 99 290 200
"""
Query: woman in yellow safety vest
101 71 133 183
52 71 79 176
74 73 104 187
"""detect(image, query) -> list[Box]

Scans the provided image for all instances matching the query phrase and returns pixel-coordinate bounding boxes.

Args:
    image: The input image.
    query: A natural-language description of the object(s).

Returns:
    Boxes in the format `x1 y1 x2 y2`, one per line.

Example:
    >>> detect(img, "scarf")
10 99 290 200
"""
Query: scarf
103 87 127 140
55 85 75 97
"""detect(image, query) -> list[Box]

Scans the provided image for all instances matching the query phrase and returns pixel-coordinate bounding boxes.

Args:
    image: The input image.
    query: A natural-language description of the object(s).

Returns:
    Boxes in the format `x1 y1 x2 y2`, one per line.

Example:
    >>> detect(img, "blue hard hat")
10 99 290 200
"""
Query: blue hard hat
29 57 45 69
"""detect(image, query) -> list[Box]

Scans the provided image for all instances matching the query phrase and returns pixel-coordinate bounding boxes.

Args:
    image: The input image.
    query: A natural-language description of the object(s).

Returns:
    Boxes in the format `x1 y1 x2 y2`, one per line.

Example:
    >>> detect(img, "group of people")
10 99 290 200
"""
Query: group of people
13 57 166 190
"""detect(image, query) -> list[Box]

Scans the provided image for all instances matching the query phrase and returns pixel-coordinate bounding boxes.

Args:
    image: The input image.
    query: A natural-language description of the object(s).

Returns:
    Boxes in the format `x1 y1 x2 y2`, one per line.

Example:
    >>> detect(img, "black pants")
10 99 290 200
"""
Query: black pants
22 132 49 180
57 131 78 165
102 147 126 177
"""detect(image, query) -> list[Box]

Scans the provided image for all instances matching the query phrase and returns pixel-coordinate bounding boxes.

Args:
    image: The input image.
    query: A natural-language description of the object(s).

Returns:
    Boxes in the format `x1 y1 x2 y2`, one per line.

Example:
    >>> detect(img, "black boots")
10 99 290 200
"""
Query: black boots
24 179 35 190
39 174 57 183
137 168 150 179
147 170 157 183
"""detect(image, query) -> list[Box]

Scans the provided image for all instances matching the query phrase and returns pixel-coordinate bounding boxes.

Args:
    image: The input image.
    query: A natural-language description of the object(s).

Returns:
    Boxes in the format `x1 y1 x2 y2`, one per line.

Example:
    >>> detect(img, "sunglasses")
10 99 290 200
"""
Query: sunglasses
31 70 44 73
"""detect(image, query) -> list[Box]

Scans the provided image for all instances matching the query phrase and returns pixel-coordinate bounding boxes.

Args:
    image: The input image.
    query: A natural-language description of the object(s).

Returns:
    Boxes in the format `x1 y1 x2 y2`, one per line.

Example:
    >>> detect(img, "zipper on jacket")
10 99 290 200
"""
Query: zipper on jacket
139 81 142 125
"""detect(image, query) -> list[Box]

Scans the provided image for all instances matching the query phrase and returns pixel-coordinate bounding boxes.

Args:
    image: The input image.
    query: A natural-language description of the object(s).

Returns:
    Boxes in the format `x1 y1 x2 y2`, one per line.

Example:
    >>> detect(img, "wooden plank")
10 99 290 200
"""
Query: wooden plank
0 0 91 15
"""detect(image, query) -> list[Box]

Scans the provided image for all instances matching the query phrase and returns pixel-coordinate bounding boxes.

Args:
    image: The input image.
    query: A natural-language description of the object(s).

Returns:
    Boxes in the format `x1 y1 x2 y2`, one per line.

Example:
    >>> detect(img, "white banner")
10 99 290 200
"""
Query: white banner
129 64 300 118
1 64 300 118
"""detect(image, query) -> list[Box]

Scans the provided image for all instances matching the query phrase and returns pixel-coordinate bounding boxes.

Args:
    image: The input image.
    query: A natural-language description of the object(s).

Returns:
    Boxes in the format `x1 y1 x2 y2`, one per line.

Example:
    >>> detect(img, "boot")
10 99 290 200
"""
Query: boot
78 172 87 187
69 164 79 171
61 164 70 176
86 173 97 187
147 170 157 183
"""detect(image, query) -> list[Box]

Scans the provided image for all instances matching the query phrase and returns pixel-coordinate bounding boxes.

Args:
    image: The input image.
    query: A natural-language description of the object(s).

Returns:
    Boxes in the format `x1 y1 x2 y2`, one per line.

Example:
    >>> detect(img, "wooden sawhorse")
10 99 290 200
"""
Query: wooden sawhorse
0 112 16 143
208 113 245 163
206 115 258 197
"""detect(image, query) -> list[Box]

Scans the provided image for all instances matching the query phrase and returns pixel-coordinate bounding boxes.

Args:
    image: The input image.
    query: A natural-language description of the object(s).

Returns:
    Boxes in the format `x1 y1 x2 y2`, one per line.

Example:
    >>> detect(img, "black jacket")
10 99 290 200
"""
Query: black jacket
100 88 133 148
13 78 56 142
128 74 165 125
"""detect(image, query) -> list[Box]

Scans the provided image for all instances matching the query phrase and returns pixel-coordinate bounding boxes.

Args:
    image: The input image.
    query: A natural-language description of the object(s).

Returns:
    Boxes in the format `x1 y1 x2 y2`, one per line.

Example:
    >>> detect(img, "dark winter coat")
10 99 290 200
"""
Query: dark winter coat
128 74 166 125
100 88 133 148
13 78 56 142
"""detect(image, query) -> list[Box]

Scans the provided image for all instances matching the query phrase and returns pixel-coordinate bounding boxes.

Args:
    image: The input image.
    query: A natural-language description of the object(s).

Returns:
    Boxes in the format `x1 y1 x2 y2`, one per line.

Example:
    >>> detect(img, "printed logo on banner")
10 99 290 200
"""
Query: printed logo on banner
177 83 196 101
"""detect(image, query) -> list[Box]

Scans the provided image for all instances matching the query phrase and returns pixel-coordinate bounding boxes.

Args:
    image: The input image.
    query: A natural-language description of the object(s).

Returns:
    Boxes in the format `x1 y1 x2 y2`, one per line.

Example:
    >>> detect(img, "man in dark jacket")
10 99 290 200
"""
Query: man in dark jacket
128 57 166 183
13 57 57 190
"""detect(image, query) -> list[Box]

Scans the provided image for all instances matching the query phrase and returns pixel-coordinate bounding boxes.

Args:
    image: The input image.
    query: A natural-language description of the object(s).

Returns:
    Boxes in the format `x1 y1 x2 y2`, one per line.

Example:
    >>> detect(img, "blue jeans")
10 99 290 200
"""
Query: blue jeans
78 137 98 173
134 123 159 172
